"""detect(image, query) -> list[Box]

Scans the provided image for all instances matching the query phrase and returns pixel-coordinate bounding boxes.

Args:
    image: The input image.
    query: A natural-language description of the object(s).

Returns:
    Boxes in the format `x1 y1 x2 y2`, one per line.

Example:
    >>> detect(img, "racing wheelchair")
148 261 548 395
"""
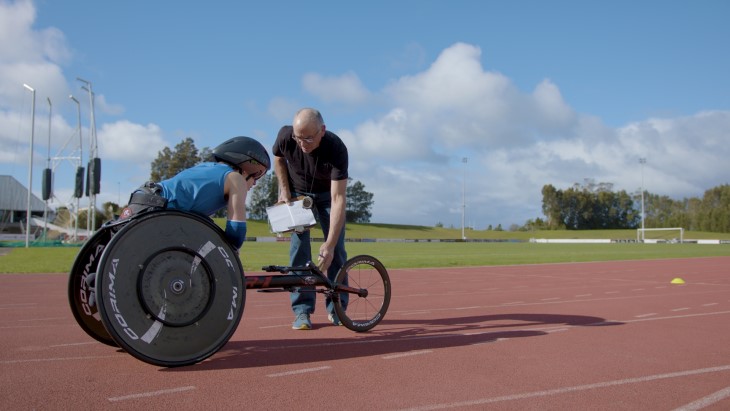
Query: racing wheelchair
68 210 391 367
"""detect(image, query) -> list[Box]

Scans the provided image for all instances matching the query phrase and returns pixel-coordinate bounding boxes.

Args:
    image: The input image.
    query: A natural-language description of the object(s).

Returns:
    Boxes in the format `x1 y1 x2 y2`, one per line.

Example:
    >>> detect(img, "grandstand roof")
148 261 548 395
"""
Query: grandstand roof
0 175 45 212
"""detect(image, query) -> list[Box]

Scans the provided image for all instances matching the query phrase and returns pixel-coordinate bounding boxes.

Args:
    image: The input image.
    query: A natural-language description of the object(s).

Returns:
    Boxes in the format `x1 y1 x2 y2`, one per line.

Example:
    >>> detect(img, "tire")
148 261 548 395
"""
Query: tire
95 210 245 367
333 255 391 332
67 226 118 347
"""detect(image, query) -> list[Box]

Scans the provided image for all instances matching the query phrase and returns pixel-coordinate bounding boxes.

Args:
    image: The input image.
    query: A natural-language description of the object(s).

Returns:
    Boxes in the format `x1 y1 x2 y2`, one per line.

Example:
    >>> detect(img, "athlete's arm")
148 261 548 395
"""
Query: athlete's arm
223 171 251 249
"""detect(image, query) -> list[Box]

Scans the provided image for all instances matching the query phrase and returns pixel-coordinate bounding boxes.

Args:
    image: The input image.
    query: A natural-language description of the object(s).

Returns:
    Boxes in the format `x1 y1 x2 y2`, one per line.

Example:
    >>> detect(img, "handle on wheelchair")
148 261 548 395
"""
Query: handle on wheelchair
261 261 322 275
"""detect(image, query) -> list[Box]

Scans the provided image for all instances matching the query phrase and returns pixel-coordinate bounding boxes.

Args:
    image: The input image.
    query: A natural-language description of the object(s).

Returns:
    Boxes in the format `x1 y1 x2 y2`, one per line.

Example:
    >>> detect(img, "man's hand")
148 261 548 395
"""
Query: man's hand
317 244 334 272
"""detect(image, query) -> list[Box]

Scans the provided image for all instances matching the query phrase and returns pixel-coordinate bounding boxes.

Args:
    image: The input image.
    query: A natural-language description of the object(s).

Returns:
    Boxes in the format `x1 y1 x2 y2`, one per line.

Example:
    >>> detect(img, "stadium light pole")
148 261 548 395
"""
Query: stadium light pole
69 95 82 241
639 157 646 242
78 78 98 233
461 157 468 240
23 84 36 248
44 97 52 240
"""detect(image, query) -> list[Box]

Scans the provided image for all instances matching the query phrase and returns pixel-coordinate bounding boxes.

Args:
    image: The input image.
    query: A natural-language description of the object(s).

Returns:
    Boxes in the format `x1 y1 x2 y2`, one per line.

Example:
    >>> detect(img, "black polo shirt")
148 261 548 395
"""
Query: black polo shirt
273 125 349 193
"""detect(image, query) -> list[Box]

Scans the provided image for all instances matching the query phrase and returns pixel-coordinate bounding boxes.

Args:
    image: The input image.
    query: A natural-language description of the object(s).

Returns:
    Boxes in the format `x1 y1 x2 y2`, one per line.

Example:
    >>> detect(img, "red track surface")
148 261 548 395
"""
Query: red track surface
2 257 730 410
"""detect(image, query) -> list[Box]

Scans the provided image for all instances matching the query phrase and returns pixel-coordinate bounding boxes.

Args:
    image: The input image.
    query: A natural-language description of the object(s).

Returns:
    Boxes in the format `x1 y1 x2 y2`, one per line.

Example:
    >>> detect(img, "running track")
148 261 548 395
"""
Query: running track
1 257 730 410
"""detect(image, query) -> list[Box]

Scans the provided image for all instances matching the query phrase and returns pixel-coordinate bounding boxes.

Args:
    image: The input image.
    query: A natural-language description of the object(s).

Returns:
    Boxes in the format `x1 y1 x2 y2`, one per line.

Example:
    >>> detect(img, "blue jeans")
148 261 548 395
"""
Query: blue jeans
290 191 348 316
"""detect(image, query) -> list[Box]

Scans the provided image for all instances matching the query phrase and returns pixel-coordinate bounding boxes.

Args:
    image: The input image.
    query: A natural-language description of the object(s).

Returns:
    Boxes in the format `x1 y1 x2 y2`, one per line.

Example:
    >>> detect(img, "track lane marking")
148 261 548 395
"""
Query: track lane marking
108 386 196 402
267 366 331 377
0 303 37 309
383 350 433 360
401 311 433 316
620 310 730 323
397 365 730 411
672 386 730 411
0 355 120 364
49 342 99 348
18 317 67 322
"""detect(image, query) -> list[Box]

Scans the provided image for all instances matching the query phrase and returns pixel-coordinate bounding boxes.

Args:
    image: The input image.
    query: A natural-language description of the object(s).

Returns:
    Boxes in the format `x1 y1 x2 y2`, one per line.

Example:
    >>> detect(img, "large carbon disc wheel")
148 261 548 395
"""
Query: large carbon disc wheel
67 226 117 347
333 255 391 332
95 211 245 367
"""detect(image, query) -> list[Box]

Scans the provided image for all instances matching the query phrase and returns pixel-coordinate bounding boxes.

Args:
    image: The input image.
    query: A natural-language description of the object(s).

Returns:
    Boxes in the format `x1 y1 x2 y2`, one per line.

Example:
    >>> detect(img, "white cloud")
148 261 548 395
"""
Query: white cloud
302 71 370 104
3 3 727 230
97 120 168 164
0 0 70 65
337 43 730 227
266 97 300 123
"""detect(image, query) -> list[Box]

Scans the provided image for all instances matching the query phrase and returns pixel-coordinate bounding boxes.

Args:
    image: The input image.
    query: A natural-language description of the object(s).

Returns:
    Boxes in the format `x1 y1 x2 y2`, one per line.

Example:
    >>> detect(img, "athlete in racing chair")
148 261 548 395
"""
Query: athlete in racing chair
119 136 270 250
83 136 268 310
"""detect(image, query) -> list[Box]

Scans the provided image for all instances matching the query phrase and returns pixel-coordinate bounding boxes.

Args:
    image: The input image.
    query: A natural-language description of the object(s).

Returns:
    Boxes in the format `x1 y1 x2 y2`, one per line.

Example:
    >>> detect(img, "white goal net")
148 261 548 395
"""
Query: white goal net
637 227 684 243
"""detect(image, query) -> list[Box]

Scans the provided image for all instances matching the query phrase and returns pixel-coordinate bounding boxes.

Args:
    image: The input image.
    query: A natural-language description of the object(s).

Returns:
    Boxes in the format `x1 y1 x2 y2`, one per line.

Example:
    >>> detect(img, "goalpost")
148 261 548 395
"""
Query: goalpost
637 227 684 243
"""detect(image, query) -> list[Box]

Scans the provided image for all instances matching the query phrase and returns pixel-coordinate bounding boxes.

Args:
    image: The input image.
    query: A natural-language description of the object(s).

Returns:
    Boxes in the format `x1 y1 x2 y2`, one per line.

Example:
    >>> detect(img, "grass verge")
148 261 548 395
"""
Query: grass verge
1 241 727 274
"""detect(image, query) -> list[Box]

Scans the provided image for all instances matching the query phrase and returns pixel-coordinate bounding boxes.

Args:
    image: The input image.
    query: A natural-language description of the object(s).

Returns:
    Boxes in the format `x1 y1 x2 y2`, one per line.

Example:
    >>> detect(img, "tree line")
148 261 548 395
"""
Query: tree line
534 179 730 233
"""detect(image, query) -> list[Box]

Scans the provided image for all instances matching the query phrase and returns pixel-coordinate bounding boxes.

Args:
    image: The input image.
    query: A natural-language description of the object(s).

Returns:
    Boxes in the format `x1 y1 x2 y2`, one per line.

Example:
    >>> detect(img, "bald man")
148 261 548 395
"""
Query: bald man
273 108 349 330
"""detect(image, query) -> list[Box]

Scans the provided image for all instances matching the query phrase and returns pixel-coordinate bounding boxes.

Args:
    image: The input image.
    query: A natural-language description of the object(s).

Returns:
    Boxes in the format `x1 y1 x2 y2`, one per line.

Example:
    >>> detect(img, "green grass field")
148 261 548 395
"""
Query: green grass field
1 221 728 273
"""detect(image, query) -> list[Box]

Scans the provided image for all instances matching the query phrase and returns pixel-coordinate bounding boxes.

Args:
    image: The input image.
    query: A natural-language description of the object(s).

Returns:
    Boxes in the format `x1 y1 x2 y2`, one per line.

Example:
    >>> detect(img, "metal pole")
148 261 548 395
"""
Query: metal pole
461 157 467 240
70 95 81 241
639 158 646 242
44 97 52 241
78 78 97 233
23 84 36 248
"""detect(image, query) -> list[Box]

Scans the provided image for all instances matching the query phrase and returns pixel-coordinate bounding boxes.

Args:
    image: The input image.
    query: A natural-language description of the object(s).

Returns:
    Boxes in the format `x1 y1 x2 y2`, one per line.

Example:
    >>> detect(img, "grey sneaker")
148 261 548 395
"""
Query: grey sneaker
292 313 312 330
328 312 342 326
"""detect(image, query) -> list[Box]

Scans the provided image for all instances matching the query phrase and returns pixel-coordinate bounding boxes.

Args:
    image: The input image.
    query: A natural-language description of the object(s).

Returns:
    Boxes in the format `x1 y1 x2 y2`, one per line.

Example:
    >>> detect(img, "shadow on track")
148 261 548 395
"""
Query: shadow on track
172 313 619 371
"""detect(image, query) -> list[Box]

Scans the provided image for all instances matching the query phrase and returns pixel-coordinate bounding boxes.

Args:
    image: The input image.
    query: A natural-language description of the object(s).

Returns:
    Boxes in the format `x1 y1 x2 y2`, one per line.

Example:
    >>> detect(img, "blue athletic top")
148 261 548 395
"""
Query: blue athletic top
158 162 233 217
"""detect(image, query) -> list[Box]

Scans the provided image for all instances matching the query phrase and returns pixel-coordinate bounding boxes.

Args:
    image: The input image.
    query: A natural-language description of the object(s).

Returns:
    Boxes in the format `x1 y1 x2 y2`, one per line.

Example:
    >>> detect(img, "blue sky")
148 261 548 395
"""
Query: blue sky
2 0 729 229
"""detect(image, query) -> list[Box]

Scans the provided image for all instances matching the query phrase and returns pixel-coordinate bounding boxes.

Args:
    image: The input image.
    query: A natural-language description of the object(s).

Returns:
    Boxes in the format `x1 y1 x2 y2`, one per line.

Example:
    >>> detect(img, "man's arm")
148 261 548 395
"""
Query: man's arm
318 178 347 271
273 156 292 203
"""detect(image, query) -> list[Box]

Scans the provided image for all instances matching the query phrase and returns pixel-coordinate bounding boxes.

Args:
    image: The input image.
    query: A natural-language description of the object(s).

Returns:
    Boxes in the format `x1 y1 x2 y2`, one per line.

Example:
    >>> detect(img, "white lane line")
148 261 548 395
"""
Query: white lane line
108 386 196 402
259 324 292 329
545 328 569 333
382 350 433 360
267 366 331 377
472 338 508 345
621 310 730 323
671 308 690 312
0 303 37 309
401 311 432 316
575 294 592 297
672 386 730 411
605 291 620 294
454 306 480 310
397 365 730 411
635 313 658 318
0 355 120 364
502 301 525 305
703 303 718 307
19 317 67 322
49 342 98 348
0 324 70 329
541 297 561 301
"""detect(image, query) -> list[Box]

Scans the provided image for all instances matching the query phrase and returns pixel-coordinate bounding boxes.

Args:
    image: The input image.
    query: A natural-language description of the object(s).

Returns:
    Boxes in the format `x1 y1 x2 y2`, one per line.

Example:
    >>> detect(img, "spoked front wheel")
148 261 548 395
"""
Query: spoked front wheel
333 255 391 332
